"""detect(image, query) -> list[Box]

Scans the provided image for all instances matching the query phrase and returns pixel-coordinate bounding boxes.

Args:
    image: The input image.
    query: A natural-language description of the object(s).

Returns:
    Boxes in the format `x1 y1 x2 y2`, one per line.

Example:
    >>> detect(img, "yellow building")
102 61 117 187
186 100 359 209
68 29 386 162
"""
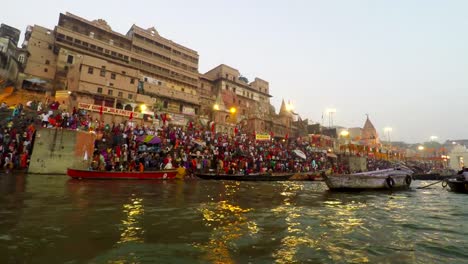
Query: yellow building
23 12 200 125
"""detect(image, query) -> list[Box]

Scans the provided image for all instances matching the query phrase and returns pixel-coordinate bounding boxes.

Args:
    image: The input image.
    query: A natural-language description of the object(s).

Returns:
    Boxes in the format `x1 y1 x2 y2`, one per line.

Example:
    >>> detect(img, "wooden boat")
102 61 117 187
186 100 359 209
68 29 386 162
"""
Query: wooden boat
445 179 468 193
195 172 294 181
67 168 178 180
323 167 413 191
444 171 468 193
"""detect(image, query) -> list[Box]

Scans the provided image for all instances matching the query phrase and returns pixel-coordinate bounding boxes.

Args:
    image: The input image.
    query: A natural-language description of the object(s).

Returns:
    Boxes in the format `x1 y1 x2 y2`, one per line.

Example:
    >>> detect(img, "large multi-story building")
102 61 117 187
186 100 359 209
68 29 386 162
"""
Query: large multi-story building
20 12 298 137
202 64 273 134
22 12 200 123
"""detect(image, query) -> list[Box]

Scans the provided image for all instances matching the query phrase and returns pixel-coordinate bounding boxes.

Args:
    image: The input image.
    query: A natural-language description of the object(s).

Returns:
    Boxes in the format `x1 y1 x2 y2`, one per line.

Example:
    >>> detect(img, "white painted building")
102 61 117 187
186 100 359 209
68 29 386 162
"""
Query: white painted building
448 145 468 170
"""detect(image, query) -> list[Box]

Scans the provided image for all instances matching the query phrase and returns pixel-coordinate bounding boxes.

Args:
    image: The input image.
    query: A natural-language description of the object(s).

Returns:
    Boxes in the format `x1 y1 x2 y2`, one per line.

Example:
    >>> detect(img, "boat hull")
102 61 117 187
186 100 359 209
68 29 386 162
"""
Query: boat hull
447 180 468 193
195 173 293 181
67 168 178 180
323 173 412 191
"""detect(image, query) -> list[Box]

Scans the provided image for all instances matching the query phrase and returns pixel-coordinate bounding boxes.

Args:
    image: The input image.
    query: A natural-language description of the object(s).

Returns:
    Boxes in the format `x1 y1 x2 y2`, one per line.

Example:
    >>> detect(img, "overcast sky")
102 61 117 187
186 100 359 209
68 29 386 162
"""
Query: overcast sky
3 0 468 143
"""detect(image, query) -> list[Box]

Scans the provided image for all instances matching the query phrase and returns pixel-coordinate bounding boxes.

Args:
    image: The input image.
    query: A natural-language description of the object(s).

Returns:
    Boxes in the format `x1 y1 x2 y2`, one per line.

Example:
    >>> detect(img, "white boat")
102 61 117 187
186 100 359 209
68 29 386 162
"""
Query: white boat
323 167 413 191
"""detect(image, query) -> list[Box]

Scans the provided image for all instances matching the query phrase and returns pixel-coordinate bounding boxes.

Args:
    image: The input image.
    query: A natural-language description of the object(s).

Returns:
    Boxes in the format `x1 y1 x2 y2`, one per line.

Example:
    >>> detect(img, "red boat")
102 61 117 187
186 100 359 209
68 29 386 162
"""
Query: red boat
67 168 179 180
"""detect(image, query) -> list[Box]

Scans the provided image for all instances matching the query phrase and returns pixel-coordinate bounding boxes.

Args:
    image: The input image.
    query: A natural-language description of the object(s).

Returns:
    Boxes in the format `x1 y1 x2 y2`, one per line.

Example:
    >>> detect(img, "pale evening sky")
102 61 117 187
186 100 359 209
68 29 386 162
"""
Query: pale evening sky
3 0 468 143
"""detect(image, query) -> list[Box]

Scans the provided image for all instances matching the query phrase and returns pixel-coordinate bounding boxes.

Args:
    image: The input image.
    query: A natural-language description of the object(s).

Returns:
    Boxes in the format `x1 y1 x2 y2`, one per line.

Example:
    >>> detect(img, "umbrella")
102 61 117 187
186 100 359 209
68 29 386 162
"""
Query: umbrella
293 149 307 160
147 136 161 144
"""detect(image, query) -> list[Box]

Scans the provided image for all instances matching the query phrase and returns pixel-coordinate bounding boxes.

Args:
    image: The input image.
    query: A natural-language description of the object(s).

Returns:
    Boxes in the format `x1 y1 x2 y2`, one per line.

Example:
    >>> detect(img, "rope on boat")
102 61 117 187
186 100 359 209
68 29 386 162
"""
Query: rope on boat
416 175 458 189
416 180 444 189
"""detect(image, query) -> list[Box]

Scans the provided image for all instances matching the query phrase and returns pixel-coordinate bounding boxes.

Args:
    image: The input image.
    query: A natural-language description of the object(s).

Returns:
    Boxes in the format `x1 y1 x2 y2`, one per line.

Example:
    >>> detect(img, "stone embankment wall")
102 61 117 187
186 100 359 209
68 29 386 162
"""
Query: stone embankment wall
28 128 96 174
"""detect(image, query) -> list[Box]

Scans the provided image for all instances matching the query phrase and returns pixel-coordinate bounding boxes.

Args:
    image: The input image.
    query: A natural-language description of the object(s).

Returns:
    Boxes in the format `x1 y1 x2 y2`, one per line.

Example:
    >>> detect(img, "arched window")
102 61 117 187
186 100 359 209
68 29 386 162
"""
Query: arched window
116 102 123 109
124 104 133 111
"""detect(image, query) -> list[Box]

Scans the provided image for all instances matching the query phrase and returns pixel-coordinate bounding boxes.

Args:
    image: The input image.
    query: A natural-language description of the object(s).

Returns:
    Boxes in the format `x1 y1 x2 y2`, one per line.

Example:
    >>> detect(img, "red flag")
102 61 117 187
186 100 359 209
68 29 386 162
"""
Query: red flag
285 133 289 140
129 112 133 120
99 104 103 115
270 131 274 138
189 121 193 130
211 122 215 132
234 127 238 134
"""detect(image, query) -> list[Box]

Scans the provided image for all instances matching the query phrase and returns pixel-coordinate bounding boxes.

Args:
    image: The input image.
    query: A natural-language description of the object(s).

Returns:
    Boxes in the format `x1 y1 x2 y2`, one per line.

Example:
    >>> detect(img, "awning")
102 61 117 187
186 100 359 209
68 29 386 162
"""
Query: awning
25 78 48 84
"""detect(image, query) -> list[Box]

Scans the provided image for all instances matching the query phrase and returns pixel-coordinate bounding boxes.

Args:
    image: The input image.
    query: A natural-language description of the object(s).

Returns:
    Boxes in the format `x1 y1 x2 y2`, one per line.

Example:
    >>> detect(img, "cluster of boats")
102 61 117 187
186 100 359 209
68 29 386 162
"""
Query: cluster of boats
66 166 468 194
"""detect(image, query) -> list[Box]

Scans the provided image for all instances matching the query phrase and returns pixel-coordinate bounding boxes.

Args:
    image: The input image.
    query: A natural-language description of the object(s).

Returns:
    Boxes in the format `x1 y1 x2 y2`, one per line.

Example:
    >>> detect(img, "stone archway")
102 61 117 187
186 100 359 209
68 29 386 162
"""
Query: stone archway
124 104 133 111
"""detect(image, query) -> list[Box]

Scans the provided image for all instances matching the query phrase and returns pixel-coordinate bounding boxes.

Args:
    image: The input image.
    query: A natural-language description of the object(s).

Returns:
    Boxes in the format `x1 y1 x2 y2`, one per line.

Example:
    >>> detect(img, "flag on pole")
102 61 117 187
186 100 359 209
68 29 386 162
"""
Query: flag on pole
129 112 133 120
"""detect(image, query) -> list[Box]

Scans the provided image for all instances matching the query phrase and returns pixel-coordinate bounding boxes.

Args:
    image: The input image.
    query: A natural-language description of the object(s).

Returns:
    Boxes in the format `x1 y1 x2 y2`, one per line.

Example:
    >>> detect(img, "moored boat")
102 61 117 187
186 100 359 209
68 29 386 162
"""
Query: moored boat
67 168 178 180
445 179 468 193
444 171 468 193
323 167 413 191
195 172 294 181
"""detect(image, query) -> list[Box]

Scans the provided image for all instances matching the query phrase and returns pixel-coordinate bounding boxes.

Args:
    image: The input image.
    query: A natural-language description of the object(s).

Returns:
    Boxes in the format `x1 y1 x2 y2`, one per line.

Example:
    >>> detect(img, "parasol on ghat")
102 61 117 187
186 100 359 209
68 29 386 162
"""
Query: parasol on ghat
293 149 307 160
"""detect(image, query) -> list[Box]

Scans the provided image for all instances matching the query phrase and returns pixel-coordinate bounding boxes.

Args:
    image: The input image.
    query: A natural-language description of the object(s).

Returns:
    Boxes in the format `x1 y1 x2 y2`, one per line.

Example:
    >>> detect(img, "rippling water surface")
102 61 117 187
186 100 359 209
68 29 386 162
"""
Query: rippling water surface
0 173 467 263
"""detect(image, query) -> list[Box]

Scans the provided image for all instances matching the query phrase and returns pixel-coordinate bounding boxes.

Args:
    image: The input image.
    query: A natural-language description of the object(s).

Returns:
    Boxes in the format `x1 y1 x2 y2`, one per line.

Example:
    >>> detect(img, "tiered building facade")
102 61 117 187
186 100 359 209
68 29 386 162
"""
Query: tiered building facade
16 12 296 137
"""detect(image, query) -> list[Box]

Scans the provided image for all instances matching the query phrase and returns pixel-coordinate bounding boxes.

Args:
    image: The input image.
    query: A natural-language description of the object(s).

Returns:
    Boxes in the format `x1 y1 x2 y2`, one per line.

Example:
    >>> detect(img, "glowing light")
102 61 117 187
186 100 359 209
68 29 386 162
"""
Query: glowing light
140 104 147 112
213 104 219 110
229 107 236 114
340 130 349 137
418 146 424 151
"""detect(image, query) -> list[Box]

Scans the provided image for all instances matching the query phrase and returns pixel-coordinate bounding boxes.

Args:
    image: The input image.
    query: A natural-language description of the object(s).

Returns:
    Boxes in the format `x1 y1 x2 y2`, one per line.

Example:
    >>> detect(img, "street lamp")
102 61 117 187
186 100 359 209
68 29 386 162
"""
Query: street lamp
326 108 336 128
340 130 349 137
140 104 147 112
418 146 424 151
229 107 236 114
384 127 392 143
213 104 220 111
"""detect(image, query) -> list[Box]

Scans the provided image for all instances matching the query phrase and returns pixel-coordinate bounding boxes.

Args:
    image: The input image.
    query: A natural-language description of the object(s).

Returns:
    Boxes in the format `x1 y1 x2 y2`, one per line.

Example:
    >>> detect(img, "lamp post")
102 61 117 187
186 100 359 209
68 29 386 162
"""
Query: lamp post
384 127 392 144
286 101 294 139
418 145 425 160
340 130 349 154
139 104 147 125
326 108 336 128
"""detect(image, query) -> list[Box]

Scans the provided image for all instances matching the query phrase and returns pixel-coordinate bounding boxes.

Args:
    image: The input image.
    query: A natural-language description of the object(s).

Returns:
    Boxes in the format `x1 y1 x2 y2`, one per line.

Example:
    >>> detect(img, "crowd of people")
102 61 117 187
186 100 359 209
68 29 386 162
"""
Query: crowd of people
1 98 406 176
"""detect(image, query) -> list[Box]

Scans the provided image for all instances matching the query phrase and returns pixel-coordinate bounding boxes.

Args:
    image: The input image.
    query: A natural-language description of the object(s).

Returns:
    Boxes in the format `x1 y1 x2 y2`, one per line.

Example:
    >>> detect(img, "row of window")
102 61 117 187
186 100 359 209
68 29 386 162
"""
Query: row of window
133 45 197 73
224 73 268 94
225 84 255 99
57 33 198 88
133 33 198 64
86 65 136 84
97 87 133 99
57 33 130 63
130 58 198 86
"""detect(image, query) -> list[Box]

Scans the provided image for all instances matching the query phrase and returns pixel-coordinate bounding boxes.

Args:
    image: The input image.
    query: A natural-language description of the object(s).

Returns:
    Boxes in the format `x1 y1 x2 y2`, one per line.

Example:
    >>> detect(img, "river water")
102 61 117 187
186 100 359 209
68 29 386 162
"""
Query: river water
0 173 467 264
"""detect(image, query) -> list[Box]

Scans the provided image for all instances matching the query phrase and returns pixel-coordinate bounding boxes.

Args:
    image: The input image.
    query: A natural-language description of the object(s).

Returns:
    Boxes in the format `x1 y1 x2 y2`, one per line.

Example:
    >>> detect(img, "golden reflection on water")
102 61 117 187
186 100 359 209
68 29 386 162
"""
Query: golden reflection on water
195 182 256 264
118 195 145 244
320 199 370 263
272 182 320 264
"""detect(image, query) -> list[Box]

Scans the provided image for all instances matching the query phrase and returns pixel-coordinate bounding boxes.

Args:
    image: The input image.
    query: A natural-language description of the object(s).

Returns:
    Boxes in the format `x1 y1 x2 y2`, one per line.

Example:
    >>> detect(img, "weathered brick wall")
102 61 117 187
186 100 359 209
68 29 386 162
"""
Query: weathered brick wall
28 128 96 174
